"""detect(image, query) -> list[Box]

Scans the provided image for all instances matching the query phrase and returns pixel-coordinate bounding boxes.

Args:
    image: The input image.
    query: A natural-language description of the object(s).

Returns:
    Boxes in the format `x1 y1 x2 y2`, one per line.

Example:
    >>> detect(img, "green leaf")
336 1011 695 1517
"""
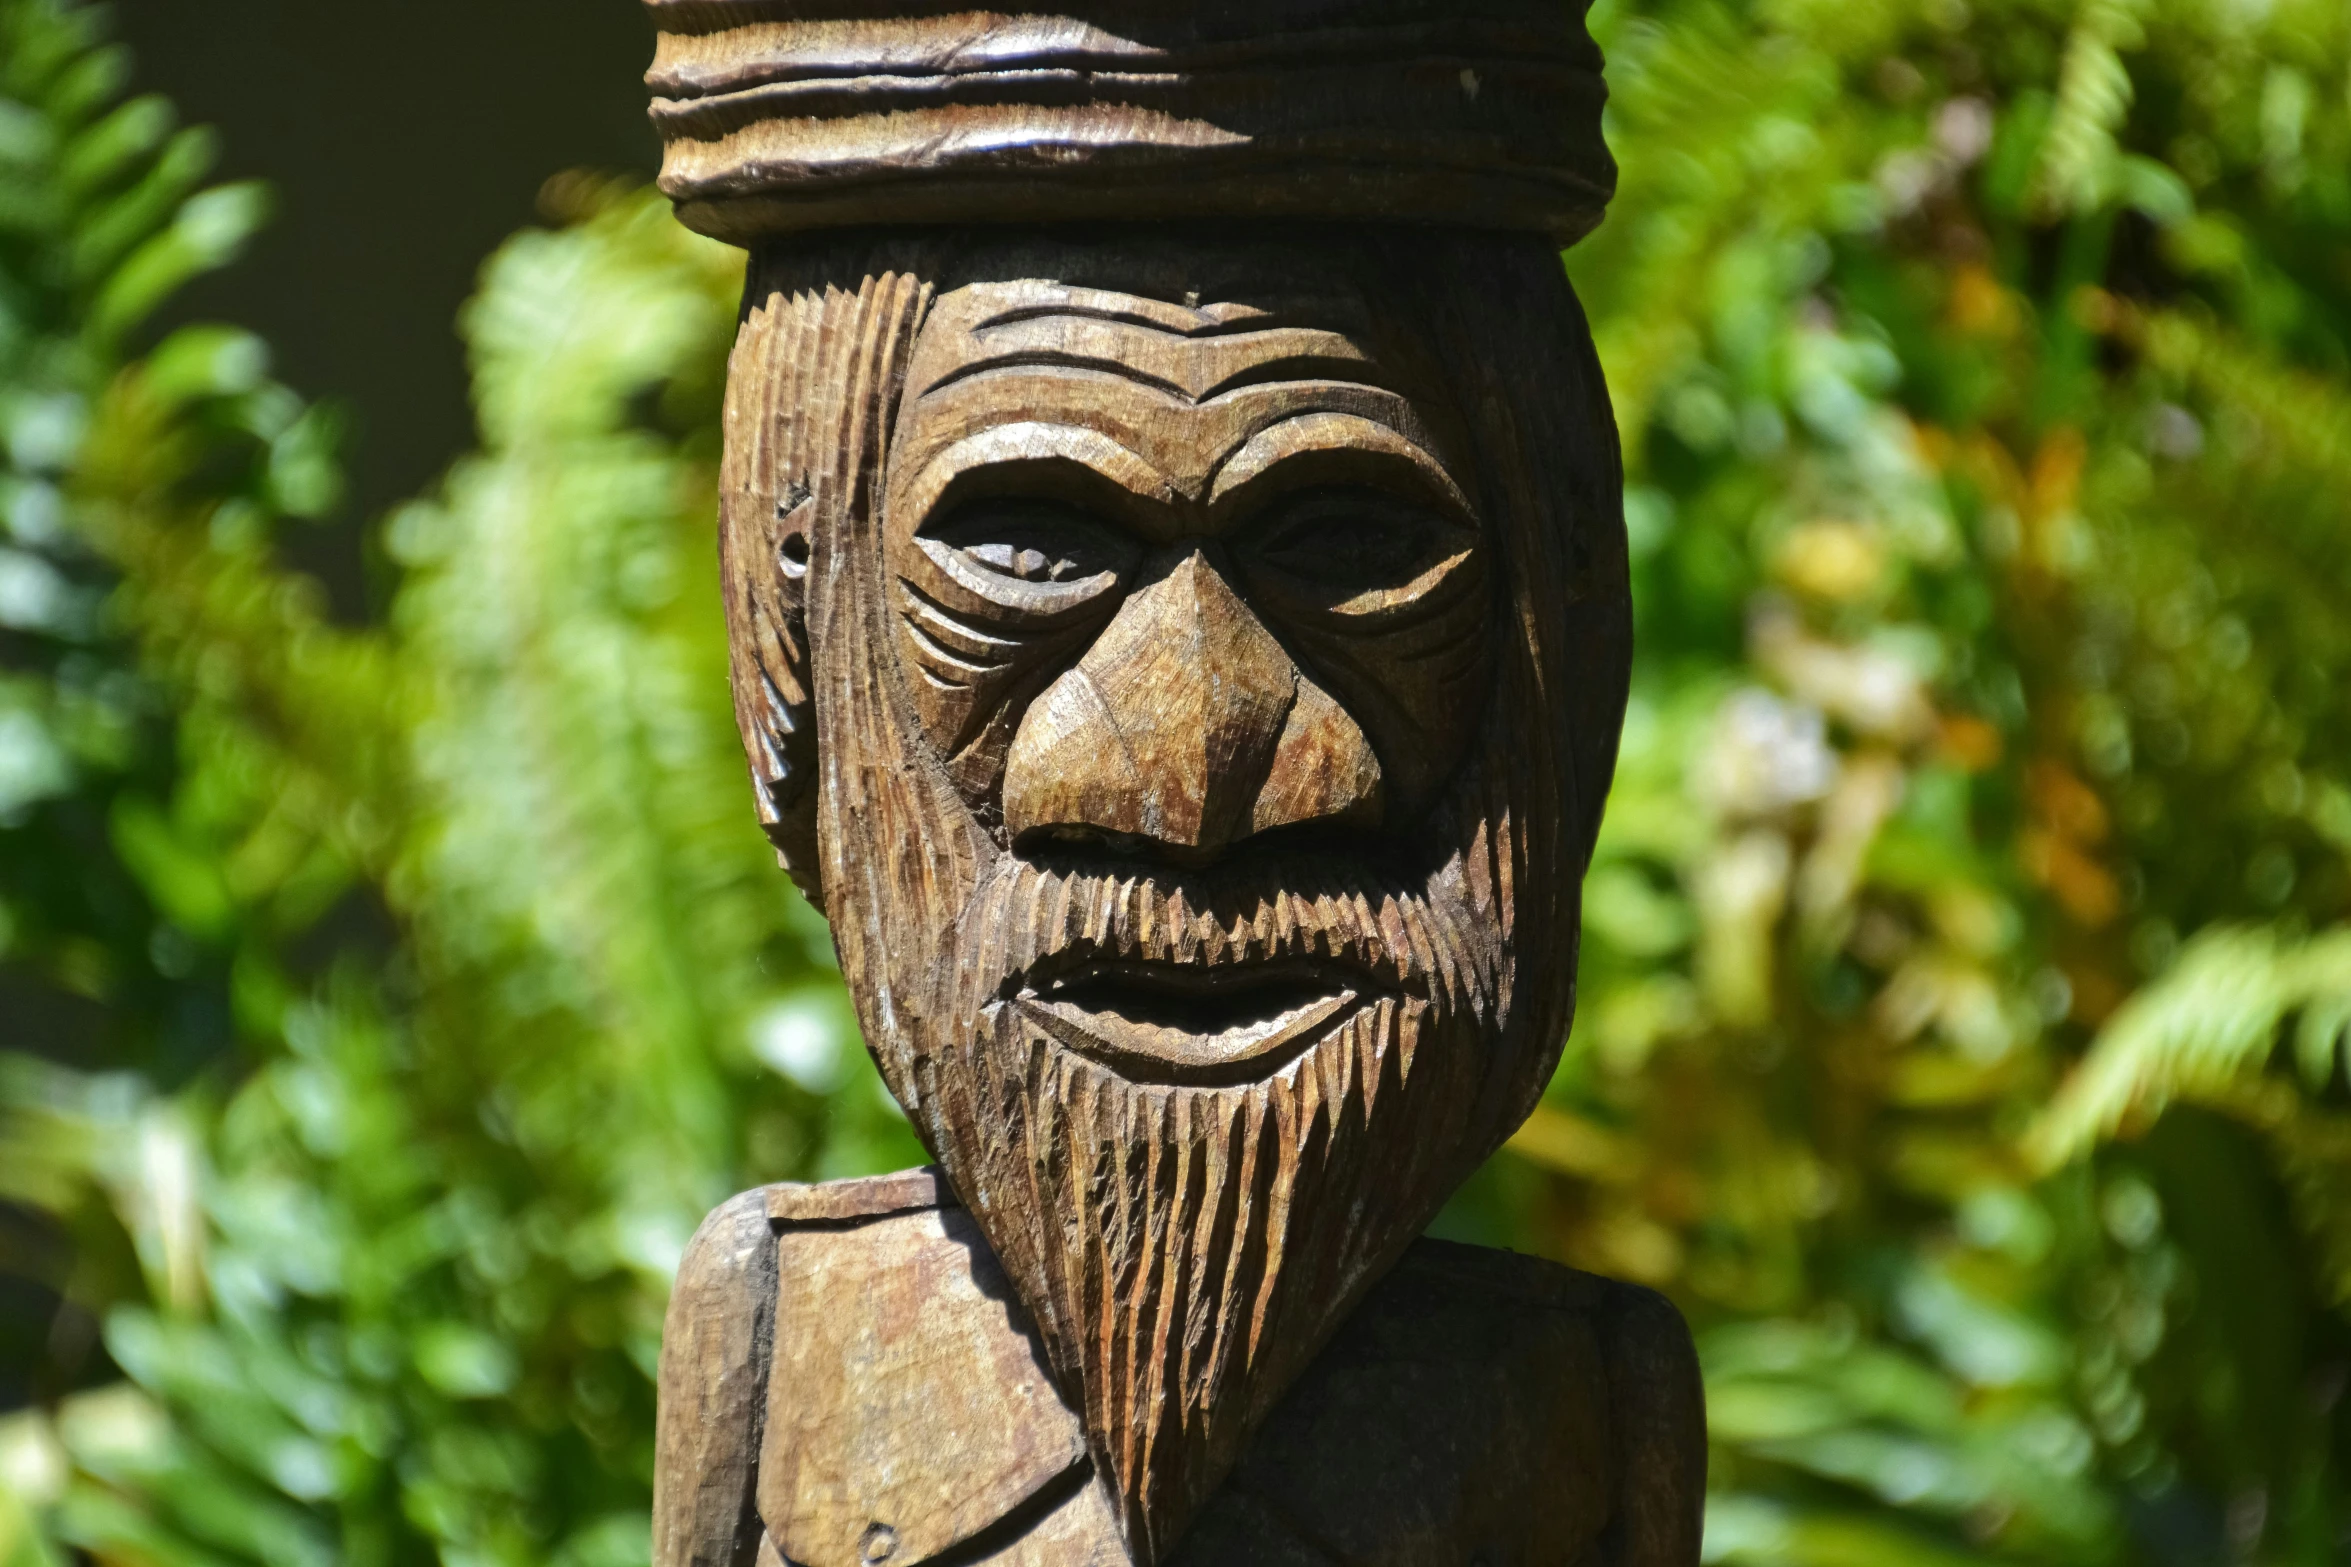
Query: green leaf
55 91 171 199
110 793 236 939
86 179 268 347
70 124 218 284
411 1325 518 1402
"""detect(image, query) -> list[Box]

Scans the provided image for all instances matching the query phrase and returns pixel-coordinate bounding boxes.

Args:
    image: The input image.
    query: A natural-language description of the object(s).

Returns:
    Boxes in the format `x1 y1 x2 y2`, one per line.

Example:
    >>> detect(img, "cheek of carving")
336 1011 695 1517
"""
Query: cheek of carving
892 502 1135 806
893 575 1092 806
1252 676 1386 839
1234 506 1494 816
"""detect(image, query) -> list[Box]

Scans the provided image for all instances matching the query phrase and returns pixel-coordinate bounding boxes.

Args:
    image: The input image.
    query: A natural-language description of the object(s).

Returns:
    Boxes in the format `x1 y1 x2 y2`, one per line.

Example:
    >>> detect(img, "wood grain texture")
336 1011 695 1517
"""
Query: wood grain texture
643 3 1614 244
764 1165 948 1224
652 1173 1701 1566
763 1203 1087 1567
719 281 824 892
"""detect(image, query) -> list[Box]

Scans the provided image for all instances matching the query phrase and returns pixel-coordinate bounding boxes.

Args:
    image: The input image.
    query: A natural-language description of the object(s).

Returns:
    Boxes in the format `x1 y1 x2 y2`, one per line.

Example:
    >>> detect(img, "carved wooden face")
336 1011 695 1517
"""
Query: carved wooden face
879 277 1505 1089
718 229 1630 1564
886 279 1492 860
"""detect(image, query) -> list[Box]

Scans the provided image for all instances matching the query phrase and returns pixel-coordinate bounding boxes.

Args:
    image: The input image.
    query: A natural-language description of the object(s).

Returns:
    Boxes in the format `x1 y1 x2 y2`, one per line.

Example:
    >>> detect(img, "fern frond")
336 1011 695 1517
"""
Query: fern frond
2029 924 2351 1169
2030 0 2148 220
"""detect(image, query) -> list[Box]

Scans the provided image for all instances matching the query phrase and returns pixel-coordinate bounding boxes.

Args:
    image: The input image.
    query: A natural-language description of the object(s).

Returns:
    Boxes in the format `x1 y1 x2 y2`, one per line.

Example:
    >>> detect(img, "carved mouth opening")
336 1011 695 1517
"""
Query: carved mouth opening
1012 960 1379 1085
1043 962 1340 1034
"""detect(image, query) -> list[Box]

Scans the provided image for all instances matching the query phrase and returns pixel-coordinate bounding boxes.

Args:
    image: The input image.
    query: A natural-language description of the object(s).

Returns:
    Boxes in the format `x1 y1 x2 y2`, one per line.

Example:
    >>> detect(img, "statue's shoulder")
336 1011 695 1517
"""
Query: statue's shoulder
757 1171 1113 1567
758 1166 954 1228
655 1189 778 1567
1178 1238 1703 1567
1395 1241 1704 1566
1425 1242 1706 1565
1382 1237 1704 1394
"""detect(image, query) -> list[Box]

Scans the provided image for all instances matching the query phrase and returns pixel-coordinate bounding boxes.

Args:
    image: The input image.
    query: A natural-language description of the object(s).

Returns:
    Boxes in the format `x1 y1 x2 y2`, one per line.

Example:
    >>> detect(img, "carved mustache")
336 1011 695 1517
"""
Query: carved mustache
959 849 1496 1024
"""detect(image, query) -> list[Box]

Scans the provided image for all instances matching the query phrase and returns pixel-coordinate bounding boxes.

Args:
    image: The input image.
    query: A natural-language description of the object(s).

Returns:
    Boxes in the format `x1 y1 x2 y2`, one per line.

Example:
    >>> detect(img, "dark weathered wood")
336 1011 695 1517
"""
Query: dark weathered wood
646 5 1694 1562
1597 1284 1711 1567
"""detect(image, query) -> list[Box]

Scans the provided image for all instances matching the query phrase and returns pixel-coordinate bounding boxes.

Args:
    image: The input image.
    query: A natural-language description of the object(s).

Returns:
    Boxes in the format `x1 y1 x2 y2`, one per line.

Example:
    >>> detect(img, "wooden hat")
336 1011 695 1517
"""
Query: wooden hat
645 2 1615 246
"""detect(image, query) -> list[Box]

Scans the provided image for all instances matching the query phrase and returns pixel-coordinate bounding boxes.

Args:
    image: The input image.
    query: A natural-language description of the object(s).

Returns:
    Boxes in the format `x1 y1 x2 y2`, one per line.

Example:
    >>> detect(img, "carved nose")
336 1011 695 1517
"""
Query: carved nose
1002 546 1384 858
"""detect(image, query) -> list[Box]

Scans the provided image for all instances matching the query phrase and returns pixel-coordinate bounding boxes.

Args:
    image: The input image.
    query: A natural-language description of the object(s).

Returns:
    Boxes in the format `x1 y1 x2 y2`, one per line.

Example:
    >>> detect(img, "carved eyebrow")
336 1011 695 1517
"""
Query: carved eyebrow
893 421 1180 535
1195 354 1407 402
917 352 1193 404
916 313 1394 405
1206 412 1472 519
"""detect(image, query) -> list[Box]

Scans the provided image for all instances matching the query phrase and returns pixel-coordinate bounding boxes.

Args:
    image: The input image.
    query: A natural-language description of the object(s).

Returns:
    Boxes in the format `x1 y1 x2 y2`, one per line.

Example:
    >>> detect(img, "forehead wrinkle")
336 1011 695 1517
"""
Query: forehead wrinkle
912 352 1194 408
968 293 1283 336
919 355 1196 405
912 306 1393 406
959 280 1363 337
903 368 1190 449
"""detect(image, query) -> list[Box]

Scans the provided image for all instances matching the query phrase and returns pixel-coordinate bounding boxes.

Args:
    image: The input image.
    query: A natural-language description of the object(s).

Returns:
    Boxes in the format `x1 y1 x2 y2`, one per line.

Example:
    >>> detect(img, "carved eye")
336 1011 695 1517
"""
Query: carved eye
1241 487 1470 608
926 500 1139 594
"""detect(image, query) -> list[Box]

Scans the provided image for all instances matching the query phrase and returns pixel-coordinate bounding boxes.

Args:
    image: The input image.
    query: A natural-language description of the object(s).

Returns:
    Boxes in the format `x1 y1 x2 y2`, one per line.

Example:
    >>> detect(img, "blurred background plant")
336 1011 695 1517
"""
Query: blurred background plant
2 0 2348 1562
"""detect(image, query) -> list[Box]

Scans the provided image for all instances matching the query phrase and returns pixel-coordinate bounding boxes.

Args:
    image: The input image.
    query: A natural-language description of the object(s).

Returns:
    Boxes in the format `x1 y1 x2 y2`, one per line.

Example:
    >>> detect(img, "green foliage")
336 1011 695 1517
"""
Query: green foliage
0 6 916 1562
1457 0 2351 1556
5 0 2351 1562
2034 924 2351 1315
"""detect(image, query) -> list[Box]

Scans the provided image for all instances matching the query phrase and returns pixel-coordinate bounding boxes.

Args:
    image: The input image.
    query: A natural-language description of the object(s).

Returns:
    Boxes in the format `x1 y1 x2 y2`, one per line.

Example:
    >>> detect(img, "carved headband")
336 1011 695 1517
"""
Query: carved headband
645 1 1616 245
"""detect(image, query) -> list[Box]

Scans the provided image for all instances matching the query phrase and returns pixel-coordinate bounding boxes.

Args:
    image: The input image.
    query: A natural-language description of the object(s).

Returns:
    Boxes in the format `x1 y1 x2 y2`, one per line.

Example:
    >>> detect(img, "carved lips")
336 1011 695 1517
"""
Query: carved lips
1012 955 1383 1085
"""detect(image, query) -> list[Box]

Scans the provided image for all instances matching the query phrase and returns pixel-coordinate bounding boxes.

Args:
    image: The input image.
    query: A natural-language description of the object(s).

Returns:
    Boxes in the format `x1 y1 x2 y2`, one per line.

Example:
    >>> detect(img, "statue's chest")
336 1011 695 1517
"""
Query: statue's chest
757 1204 1100 1567
755 1201 1615 1567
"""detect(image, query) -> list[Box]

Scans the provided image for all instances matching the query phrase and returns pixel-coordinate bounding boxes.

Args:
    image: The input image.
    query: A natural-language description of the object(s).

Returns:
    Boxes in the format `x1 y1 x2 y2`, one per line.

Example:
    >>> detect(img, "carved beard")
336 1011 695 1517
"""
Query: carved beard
927 829 1509 1560
721 234 1628 1563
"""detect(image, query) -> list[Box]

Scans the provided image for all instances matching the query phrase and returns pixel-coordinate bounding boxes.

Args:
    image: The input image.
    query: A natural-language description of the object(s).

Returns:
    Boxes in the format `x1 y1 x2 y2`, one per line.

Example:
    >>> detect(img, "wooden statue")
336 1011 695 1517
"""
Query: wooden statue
641 5 1704 1564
